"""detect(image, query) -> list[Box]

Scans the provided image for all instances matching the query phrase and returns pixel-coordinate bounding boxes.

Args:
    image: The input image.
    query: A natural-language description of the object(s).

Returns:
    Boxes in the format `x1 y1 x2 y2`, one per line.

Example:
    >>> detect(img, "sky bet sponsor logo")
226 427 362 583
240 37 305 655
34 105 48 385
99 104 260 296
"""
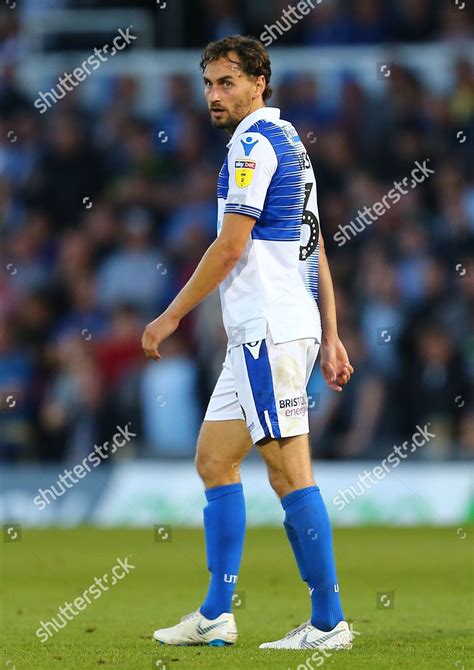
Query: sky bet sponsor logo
234 160 256 170
279 395 307 417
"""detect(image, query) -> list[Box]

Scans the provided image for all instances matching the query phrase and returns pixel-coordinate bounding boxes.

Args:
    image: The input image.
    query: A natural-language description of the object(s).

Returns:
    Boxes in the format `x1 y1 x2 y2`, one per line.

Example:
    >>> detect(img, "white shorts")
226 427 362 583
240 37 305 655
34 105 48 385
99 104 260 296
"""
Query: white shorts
204 332 319 444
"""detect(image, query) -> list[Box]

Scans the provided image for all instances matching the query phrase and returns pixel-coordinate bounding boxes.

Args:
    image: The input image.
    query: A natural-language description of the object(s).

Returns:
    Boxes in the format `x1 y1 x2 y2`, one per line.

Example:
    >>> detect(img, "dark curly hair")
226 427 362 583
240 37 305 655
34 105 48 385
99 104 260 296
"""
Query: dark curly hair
200 35 273 102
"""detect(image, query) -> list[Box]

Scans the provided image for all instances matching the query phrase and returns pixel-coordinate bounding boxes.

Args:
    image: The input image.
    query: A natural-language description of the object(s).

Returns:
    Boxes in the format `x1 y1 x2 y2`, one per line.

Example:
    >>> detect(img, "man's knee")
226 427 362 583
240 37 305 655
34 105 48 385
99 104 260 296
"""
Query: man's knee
195 451 217 482
261 434 315 498
195 420 251 488
265 456 315 499
267 465 290 498
195 451 241 488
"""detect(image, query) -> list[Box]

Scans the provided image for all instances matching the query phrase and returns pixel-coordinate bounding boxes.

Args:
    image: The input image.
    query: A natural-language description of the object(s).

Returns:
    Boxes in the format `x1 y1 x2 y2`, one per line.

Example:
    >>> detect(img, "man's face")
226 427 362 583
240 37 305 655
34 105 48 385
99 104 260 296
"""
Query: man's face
203 53 264 131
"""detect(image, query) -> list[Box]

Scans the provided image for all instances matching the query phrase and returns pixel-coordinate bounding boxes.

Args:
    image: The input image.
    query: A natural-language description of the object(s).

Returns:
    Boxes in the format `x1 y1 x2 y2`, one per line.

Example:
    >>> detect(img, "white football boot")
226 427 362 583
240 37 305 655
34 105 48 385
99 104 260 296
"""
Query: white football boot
259 620 352 650
153 610 237 647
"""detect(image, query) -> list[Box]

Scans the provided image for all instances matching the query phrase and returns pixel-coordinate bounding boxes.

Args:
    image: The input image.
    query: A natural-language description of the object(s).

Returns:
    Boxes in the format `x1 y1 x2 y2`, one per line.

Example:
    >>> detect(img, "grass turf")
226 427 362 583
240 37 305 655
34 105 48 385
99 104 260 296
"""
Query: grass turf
1 526 472 669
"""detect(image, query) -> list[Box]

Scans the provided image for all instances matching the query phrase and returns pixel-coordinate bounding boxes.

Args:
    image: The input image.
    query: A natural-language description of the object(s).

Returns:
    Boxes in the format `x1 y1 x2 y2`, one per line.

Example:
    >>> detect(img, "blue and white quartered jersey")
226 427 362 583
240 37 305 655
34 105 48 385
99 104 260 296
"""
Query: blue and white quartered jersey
217 107 321 347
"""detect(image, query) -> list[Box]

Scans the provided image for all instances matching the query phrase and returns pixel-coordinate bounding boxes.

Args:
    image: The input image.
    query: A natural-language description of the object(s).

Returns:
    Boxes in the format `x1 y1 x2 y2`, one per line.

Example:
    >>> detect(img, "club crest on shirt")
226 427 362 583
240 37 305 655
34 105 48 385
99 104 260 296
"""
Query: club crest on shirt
234 159 256 188
240 136 259 155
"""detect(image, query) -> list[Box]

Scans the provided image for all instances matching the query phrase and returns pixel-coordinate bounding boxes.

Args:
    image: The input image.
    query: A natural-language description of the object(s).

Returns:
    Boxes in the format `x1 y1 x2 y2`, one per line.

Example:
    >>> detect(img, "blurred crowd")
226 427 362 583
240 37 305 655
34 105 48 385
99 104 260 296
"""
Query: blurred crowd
1 0 473 50
183 0 474 48
0 9 473 463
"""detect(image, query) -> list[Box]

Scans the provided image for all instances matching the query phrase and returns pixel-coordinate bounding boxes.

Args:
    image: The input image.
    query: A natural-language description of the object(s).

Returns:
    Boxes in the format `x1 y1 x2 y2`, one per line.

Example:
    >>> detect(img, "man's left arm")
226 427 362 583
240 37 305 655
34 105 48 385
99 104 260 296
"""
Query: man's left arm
141 214 255 361
317 233 354 391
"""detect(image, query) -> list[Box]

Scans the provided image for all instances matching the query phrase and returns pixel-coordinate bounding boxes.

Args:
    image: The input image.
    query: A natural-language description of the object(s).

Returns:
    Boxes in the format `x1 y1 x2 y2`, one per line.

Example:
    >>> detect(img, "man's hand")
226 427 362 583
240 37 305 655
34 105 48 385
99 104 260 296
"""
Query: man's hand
320 338 354 392
141 310 180 362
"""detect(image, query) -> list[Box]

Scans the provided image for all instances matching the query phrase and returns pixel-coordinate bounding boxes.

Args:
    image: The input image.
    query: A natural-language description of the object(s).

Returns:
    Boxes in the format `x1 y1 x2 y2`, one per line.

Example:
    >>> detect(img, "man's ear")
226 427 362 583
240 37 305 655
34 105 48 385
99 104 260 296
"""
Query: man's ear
253 75 266 99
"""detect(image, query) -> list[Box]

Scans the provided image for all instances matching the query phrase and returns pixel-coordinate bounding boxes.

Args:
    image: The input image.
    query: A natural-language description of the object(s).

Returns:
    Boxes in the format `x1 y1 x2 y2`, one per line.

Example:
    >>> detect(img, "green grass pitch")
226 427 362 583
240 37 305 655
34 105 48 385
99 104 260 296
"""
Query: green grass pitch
1 526 472 669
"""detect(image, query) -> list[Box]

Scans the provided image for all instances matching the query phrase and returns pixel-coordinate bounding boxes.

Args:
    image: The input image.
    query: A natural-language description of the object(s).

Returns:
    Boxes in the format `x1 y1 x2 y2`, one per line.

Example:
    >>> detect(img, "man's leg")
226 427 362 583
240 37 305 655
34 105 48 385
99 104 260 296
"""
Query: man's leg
196 419 252 619
152 416 252 645
259 433 344 632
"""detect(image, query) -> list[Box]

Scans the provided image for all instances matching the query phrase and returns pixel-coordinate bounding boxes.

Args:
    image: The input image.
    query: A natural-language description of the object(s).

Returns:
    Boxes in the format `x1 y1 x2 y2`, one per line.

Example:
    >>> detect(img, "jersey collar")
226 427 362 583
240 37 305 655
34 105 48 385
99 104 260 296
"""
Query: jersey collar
226 107 281 149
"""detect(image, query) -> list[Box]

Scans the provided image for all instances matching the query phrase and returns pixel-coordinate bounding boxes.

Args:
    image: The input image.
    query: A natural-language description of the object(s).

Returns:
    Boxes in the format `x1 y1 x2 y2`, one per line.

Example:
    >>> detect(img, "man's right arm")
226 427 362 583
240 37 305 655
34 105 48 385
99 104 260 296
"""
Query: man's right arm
141 212 256 361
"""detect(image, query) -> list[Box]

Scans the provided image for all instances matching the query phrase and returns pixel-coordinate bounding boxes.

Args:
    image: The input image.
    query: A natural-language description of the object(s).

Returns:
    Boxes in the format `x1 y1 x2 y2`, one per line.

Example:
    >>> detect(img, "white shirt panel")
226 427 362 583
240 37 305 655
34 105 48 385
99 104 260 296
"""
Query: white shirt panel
217 107 322 348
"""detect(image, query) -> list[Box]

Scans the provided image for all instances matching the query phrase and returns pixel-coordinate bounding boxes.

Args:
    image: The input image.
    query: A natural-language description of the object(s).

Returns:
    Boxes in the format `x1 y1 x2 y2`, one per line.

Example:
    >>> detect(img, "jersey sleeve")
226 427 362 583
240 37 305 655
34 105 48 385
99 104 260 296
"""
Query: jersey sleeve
224 132 278 220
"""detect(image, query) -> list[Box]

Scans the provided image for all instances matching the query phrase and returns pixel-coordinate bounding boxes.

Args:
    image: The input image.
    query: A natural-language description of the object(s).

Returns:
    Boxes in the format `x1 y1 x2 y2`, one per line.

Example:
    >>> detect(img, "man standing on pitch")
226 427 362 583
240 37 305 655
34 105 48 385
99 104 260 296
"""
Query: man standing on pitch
142 35 354 650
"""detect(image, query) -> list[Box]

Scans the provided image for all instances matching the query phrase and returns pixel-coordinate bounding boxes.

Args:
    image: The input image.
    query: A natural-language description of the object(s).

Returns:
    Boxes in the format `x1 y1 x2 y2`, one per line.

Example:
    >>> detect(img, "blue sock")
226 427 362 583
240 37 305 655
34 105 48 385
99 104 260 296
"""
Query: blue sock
282 485 344 632
200 483 246 619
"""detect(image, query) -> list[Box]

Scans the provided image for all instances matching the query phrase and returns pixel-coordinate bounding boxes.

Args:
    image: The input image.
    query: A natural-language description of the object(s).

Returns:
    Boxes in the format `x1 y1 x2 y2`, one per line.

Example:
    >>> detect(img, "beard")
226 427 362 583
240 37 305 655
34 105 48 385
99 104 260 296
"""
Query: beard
209 109 238 130
209 97 253 131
